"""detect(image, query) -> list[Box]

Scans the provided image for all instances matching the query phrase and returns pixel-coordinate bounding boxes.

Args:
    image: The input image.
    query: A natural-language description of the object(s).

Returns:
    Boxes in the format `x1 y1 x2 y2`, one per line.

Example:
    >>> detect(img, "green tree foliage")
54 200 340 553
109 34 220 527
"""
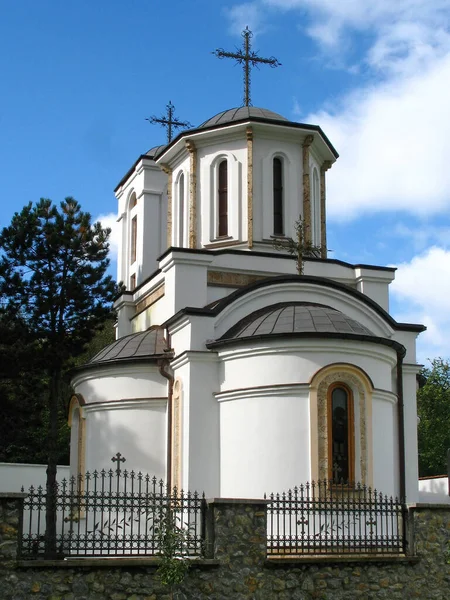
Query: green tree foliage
0 198 119 556
417 358 450 477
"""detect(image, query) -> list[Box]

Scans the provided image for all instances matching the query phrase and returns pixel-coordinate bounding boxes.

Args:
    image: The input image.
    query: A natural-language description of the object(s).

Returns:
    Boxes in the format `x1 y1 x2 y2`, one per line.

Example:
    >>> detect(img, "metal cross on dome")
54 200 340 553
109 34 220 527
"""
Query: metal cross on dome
213 26 281 107
146 101 192 143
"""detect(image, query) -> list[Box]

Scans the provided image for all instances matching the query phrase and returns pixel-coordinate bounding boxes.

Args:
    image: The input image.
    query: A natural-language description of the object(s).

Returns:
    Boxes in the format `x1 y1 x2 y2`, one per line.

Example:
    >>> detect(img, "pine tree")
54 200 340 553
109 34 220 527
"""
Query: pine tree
0 198 120 557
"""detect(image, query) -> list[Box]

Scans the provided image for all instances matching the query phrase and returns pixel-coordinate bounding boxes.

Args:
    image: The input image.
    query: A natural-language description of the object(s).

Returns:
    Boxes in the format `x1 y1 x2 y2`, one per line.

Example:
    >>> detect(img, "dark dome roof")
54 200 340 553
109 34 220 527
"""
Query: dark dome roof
198 107 288 129
89 327 168 365
219 302 374 342
146 144 167 158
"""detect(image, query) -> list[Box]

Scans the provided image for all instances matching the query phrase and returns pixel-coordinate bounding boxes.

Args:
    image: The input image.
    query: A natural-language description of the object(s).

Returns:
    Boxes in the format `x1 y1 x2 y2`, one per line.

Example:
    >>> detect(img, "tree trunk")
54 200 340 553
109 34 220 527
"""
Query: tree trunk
44 367 60 558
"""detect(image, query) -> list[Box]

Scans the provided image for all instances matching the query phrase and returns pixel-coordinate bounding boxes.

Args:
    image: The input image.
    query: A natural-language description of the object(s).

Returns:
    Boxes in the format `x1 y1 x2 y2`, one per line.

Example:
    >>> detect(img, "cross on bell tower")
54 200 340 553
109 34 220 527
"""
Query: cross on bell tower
213 26 281 107
146 101 192 143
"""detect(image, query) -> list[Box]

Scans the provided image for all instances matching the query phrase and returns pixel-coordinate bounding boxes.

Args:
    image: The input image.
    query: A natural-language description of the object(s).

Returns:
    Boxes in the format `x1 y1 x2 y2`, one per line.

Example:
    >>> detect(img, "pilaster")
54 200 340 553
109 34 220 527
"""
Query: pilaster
302 135 314 243
160 164 172 247
186 140 197 249
320 160 332 258
246 126 253 248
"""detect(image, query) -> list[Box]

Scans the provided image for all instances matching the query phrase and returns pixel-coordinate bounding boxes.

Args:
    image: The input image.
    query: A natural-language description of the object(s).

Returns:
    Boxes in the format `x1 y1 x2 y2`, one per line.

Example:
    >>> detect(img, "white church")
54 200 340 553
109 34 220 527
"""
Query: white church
69 88 425 503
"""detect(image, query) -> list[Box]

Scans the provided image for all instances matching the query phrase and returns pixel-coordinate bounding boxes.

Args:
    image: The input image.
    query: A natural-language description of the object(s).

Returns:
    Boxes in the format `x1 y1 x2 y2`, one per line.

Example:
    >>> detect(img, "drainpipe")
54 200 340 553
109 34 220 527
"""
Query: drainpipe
396 349 406 502
396 348 409 554
158 330 174 490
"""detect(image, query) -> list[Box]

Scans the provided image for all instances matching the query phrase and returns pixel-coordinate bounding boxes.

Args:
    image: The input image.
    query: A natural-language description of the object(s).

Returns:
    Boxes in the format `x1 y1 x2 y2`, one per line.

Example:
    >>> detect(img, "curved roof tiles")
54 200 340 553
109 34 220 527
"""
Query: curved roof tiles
219 302 374 342
89 327 168 365
198 106 288 129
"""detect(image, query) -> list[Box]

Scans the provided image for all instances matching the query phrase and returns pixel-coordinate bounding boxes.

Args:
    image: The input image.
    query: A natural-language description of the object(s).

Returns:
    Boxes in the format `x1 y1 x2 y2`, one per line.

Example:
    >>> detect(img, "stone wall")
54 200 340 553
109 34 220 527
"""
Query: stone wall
0 494 449 600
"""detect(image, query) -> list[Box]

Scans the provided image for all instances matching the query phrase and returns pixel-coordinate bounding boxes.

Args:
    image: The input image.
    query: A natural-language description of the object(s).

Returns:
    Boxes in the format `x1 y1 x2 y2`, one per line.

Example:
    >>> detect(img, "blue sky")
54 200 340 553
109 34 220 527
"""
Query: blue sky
1 0 450 363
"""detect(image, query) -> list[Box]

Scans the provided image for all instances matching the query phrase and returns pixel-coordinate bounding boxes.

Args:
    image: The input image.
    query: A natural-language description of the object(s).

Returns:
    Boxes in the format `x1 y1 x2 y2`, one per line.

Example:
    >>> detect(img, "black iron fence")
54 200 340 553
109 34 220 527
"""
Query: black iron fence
266 480 406 556
19 471 206 560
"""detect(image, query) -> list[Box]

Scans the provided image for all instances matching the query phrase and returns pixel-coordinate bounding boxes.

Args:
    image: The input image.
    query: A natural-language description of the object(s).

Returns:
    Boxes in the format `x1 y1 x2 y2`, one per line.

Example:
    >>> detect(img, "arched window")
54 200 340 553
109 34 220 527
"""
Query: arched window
328 383 354 484
312 168 320 245
178 172 185 246
273 157 283 235
218 160 228 237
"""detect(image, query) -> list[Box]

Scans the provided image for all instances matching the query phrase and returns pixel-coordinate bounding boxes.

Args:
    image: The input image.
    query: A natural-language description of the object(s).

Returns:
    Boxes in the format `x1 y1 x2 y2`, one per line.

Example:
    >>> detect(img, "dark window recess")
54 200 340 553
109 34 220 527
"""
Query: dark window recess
131 216 137 264
273 157 283 235
130 273 136 290
218 160 228 237
330 386 351 483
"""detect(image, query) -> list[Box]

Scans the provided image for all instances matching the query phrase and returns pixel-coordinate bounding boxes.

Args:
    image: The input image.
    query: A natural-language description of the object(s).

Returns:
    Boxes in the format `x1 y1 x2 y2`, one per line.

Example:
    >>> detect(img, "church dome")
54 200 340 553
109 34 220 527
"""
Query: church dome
146 144 167 158
198 106 288 129
213 302 374 345
89 327 169 366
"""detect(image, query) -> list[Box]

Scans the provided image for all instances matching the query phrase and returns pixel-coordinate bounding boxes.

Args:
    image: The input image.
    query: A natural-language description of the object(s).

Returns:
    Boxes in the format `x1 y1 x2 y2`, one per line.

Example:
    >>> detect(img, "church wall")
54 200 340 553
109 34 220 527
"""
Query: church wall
403 364 421 503
71 364 167 405
171 154 191 247
253 136 303 241
83 399 167 480
218 386 311 497
197 139 248 246
170 354 220 497
372 391 398 497
215 340 400 496
216 341 396 391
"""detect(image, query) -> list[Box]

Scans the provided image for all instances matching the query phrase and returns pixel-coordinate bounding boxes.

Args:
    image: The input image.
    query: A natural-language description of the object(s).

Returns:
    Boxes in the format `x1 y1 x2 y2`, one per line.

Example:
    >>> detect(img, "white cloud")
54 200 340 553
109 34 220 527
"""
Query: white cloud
390 247 450 361
225 2 266 36
95 212 120 263
262 0 450 49
307 52 450 220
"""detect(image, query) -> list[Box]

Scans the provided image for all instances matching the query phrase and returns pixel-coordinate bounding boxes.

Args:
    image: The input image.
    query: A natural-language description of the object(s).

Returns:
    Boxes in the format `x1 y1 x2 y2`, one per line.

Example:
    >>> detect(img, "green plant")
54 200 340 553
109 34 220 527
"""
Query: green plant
155 506 192 599
272 216 325 274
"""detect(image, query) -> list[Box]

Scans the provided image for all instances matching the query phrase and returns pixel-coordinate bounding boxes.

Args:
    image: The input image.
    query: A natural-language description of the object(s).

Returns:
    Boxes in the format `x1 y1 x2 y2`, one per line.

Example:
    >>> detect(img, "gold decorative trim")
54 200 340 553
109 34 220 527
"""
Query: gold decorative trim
68 395 86 483
310 365 373 486
172 378 182 491
161 164 173 247
135 284 165 314
302 135 314 244
207 270 266 287
320 161 332 259
246 126 253 249
186 140 197 249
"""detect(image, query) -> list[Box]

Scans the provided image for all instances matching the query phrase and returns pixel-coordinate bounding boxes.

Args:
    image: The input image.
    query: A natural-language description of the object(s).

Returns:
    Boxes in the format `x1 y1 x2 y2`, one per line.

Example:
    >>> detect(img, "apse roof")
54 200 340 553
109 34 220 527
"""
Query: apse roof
219 303 374 342
88 327 168 366
198 106 288 129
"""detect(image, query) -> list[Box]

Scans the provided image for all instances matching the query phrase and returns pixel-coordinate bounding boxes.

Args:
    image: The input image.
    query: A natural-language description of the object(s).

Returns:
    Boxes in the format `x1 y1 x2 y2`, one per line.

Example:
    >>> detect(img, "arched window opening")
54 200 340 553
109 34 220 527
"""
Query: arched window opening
273 157 283 235
328 384 354 484
130 216 137 264
178 173 185 246
129 192 137 209
218 160 228 237
312 169 320 245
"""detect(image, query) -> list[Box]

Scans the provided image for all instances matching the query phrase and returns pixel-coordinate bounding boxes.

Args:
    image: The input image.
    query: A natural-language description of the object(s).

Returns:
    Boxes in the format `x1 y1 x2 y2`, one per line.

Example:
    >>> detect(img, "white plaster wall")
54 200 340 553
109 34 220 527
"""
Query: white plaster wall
185 355 220 497
403 365 420 503
171 155 191 248
72 364 167 405
217 341 396 393
253 137 303 241
0 463 70 493
372 392 398 496
83 399 167 479
219 387 310 497
419 477 450 503
197 140 247 246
